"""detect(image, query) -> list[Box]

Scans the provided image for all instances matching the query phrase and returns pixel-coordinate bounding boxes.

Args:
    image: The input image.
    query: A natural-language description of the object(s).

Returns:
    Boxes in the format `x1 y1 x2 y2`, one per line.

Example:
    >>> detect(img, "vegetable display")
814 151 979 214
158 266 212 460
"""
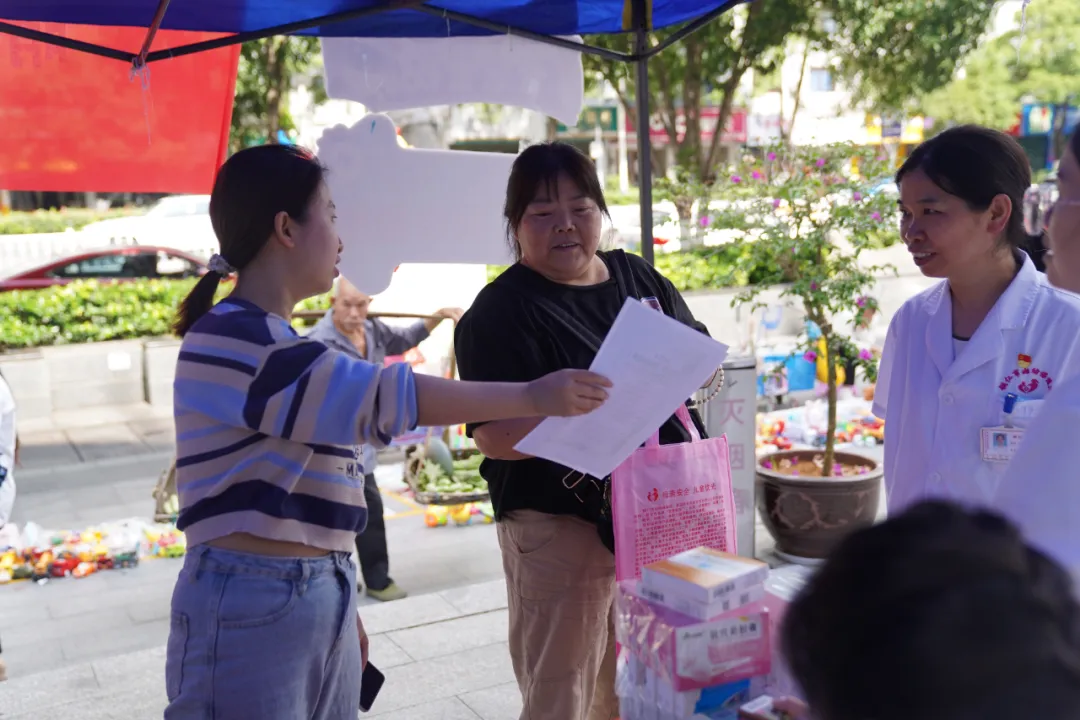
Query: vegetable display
416 454 487 496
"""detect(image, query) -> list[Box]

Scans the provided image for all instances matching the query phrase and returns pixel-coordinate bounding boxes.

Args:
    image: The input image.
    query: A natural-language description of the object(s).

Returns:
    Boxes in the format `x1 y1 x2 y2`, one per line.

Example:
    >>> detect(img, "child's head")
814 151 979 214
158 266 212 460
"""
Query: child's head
782 500 1080 720
174 144 338 335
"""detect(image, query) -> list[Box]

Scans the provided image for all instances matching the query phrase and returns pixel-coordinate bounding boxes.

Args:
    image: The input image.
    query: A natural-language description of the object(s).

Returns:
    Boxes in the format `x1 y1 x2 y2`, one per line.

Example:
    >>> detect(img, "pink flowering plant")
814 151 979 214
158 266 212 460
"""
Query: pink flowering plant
712 143 899 475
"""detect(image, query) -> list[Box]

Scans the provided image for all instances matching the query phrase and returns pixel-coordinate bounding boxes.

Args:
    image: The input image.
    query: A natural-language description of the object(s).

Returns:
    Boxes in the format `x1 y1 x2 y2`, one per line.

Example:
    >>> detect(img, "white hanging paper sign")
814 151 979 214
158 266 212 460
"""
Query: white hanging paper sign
317 113 515 296
321 34 585 125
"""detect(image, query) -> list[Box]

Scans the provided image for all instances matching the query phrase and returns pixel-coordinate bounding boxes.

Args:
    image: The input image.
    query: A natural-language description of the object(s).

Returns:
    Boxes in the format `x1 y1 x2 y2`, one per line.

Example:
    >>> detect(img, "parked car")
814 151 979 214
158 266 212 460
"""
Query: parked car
604 204 678 251
0 246 208 291
80 194 216 259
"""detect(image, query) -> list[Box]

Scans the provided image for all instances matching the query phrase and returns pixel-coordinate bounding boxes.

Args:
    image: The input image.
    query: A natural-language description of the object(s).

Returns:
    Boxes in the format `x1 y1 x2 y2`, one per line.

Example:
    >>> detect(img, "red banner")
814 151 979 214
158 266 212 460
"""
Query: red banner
0 24 239 193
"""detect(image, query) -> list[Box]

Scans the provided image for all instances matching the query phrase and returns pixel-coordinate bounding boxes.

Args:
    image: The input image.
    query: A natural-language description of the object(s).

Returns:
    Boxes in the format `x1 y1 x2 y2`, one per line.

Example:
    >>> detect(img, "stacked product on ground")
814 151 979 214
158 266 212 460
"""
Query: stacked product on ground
616 547 813 719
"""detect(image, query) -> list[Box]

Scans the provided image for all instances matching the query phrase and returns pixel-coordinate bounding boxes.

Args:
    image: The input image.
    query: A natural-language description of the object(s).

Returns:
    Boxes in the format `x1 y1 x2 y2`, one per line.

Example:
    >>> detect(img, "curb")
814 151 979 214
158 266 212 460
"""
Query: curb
16 449 175 480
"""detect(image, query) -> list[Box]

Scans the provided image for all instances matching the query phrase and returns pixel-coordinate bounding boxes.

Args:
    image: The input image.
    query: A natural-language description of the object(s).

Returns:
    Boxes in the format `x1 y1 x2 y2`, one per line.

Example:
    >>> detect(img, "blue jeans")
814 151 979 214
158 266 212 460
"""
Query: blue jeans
165 545 361 719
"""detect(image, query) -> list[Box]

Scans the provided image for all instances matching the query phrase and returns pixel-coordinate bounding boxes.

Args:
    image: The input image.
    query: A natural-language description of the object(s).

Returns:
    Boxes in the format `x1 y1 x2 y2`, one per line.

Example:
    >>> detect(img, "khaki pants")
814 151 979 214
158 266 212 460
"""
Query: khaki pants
498 510 619 720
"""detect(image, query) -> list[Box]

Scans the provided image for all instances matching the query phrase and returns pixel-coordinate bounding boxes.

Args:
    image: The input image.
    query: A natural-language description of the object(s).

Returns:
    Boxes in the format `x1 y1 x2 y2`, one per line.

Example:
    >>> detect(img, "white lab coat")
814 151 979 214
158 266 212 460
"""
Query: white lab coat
0 373 15 528
996 373 1080 579
874 254 1080 513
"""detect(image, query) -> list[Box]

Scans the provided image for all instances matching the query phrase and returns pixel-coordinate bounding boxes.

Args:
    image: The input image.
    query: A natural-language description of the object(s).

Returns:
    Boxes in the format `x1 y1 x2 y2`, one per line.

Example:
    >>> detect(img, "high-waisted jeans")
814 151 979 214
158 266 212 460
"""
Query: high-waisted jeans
164 545 361 719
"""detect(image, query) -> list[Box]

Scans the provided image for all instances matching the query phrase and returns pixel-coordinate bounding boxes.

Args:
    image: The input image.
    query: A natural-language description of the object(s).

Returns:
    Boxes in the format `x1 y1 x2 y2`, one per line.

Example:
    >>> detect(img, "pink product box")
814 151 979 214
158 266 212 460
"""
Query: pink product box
617 580 772 692
638 582 767 623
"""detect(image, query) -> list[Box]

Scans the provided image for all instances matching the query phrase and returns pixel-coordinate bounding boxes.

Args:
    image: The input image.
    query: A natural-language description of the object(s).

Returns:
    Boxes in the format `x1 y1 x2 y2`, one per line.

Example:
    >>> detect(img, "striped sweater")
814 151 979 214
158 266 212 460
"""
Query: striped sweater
173 298 418 552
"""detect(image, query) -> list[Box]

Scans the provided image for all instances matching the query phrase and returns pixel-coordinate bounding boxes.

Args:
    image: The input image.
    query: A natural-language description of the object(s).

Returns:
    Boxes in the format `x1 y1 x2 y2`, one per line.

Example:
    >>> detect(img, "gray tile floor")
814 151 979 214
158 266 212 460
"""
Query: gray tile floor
0 579 521 719
1 407 885 718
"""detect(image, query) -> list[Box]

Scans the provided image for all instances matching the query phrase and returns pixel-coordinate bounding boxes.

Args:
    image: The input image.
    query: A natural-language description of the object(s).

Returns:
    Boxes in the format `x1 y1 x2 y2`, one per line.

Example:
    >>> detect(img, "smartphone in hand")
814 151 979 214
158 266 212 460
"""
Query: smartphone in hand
359 662 385 713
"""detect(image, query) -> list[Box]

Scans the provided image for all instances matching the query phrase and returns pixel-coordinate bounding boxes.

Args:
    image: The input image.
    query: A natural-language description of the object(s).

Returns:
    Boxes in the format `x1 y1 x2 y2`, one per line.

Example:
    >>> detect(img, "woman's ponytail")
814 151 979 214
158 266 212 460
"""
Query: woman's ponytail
173 271 224 337
171 144 326 337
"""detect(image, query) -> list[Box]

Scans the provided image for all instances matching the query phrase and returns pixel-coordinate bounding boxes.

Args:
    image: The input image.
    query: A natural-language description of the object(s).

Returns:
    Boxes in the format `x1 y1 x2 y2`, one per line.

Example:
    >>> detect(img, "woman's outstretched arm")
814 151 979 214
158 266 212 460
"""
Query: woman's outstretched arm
413 370 610 427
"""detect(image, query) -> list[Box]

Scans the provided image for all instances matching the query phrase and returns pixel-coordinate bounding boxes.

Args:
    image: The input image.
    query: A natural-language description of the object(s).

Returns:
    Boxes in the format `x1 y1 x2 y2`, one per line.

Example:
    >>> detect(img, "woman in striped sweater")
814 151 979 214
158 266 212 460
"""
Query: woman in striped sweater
164 144 611 719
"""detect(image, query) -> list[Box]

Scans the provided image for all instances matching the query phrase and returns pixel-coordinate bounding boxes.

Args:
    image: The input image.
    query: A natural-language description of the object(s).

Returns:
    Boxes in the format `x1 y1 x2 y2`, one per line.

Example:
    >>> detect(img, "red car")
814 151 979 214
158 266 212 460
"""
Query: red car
0 246 209 292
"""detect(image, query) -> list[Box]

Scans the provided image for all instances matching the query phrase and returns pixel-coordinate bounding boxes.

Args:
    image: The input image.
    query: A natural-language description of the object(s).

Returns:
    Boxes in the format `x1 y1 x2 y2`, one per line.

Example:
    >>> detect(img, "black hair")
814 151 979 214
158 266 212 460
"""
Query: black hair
897 125 1033 252
782 500 1080 720
173 144 327 336
503 141 609 261
1071 126 1080 163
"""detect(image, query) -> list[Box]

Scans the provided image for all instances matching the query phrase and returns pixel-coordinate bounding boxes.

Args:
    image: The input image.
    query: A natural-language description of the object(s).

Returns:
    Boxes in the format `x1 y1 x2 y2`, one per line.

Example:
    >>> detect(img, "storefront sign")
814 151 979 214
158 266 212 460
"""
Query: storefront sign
1021 103 1079 137
626 107 749 147
864 115 924 145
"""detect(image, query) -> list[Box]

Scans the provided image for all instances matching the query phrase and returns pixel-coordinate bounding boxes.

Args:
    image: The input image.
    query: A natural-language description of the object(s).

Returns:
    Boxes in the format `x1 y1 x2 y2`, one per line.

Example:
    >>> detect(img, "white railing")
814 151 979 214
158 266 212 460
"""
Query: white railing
0 231 109 276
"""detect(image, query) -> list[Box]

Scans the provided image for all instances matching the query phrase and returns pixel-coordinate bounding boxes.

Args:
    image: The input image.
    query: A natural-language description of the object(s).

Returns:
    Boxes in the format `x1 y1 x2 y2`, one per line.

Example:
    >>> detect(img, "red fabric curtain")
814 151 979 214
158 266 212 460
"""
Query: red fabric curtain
0 24 239 192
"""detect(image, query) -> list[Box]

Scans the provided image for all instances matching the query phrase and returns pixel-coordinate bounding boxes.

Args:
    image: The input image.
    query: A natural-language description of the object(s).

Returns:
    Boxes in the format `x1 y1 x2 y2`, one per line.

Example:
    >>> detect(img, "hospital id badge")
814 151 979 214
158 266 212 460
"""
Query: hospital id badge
980 426 1025 463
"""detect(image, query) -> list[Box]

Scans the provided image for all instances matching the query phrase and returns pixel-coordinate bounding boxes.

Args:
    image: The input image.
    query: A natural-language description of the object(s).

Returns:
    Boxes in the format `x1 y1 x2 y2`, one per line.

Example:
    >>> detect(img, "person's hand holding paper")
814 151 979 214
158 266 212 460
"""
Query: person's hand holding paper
515 298 729 478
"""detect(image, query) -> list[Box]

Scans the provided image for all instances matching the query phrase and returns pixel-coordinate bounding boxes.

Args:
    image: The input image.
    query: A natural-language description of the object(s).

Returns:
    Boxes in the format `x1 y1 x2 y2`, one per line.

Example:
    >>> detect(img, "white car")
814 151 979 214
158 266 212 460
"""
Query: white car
81 195 216 260
604 204 678 251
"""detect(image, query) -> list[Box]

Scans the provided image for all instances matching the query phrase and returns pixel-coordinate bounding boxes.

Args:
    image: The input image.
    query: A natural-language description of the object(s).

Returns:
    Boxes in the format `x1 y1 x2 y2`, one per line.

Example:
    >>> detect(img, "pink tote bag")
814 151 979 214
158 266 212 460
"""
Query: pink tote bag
610 405 738 582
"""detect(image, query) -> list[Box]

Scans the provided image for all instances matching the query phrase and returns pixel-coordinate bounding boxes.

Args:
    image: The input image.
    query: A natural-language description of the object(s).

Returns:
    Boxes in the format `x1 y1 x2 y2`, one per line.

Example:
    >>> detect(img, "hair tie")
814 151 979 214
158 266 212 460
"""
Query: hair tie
207 254 235 275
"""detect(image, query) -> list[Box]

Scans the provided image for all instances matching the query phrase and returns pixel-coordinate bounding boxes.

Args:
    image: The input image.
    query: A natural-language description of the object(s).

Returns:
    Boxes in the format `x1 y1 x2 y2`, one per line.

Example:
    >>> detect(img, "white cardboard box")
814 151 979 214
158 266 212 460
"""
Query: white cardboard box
642 547 769 614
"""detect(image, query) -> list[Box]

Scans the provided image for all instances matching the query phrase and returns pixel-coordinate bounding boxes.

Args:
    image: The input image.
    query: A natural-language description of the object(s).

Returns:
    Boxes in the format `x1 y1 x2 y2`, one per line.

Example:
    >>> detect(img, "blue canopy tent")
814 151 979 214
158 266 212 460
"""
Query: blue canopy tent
0 0 746 264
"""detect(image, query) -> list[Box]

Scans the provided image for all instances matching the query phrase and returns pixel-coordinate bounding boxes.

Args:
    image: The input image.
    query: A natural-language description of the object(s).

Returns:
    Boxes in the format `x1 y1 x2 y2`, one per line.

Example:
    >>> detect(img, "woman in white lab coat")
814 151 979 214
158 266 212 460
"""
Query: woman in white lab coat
996 129 1080 578
874 125 1080 515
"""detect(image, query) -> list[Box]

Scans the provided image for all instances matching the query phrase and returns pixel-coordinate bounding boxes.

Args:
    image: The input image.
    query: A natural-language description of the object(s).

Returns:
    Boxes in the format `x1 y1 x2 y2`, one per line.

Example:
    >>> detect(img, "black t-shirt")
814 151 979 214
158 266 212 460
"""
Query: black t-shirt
454 250 711 522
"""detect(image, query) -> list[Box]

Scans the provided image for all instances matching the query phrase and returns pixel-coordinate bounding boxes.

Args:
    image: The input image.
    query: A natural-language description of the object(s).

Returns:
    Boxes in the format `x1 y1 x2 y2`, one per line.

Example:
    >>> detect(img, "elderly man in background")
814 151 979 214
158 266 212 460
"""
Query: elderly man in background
310 278 463 601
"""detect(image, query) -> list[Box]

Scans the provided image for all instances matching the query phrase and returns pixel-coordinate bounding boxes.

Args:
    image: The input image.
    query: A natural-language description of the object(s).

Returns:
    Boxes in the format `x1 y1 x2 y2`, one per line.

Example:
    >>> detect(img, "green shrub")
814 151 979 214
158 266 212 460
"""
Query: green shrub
0 208 144 236
0 248 762 351
0 279 210 350
0 279 339 351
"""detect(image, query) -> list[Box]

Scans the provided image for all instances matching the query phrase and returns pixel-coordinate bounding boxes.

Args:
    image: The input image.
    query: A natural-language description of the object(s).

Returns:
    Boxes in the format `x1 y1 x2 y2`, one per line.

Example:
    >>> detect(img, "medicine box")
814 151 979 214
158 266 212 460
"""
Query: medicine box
617 581 772 692
642 548 769 612
617 652 769 720
639 582 766 622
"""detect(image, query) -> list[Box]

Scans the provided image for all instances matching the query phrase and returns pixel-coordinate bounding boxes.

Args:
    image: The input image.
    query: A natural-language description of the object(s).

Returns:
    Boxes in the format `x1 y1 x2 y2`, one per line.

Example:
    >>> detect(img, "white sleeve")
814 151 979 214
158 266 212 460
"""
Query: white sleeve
996 380 1080 576
0 375 15 527
872 311 902 420
0 476 13 528
0 376 14 470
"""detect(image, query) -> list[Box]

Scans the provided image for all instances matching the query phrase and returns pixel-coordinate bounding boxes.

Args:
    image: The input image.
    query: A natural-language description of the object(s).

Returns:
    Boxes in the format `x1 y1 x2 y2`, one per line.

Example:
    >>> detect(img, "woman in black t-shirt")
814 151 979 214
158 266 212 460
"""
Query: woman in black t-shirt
455 142 713 720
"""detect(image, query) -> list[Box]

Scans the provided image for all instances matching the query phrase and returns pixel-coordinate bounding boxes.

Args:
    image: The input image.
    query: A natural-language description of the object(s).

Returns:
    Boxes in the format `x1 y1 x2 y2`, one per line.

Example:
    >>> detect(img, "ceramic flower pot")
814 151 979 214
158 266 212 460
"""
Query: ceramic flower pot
756 449 883 560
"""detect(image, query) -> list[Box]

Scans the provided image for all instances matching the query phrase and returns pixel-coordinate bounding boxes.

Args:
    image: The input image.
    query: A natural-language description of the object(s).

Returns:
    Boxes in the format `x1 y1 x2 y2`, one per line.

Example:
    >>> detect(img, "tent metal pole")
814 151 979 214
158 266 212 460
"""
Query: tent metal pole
0 21 131 61
133 0 172 70
412 6 631 63
644 0 748 58
144 1 424 63
632 3 654 266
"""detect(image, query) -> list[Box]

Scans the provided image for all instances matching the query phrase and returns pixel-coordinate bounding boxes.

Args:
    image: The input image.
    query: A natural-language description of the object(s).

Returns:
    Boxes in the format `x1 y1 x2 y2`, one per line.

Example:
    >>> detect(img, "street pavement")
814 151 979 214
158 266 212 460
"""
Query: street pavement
2 412 518 717
0 407 885 718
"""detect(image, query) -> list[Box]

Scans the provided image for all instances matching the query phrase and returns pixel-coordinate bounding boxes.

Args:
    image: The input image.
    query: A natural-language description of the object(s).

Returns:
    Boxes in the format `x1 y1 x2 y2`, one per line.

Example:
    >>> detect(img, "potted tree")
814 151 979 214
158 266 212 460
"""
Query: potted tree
714 143 899 559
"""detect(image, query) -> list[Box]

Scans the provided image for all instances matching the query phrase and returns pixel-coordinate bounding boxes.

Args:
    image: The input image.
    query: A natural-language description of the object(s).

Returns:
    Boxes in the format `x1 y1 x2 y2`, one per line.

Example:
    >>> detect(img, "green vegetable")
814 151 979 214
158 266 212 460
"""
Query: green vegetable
452 454 484 472
415 455 487 494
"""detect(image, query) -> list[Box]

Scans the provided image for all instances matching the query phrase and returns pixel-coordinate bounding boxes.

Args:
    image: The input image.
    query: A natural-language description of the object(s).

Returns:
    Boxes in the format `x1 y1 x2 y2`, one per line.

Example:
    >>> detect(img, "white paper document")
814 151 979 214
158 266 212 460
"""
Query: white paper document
515 299 729 478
